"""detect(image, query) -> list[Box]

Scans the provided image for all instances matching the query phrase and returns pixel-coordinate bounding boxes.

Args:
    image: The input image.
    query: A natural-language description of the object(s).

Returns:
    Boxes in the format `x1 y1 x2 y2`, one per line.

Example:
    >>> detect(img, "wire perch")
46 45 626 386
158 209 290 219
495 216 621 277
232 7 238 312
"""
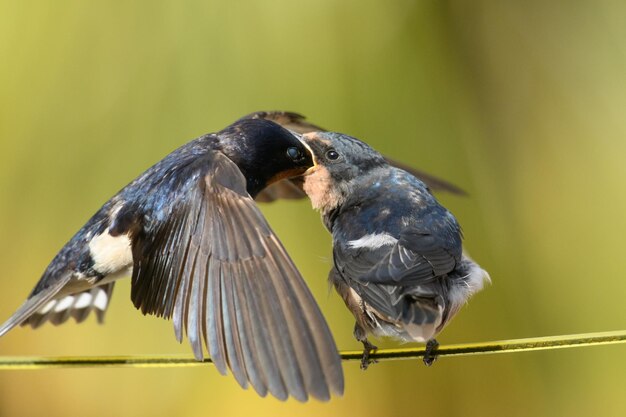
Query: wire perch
0 330 624 370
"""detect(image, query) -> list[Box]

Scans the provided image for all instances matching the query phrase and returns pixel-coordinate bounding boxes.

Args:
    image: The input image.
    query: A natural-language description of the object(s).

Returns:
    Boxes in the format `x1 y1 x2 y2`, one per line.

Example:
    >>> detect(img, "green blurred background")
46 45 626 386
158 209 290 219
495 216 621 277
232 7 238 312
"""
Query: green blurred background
1 1 625 416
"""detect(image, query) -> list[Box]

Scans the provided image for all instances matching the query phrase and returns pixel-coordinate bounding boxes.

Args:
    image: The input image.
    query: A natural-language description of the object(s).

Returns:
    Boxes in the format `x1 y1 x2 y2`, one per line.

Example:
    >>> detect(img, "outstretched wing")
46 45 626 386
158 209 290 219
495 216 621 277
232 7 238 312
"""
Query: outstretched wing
130 151 343 402
243 111 466 201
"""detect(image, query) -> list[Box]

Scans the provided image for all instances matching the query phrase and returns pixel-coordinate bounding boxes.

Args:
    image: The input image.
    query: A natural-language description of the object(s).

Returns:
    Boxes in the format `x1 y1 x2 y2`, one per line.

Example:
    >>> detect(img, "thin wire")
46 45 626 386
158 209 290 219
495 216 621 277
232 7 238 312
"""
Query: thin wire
0 330 624 369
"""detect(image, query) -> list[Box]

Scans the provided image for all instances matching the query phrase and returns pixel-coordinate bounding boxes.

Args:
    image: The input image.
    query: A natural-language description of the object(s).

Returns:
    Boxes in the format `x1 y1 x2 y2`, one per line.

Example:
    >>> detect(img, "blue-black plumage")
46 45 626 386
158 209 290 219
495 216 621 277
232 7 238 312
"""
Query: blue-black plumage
299 131 490 369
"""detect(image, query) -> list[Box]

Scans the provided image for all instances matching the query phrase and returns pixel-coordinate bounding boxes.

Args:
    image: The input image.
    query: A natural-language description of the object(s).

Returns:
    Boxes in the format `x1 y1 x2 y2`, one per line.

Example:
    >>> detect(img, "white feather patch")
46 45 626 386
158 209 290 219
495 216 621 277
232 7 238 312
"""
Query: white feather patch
37 286 111 316
347 233 398 250
88 228 133 275
93 289 109 311
39 300 56 315
74 292 93 309
53 296 75 313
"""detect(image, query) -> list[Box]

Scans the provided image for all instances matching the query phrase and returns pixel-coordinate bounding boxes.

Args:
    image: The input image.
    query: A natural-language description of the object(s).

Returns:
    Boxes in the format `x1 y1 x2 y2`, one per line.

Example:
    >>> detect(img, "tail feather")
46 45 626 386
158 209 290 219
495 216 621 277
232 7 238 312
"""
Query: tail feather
0 272 73 337
22 282 115 329
401 296 444 342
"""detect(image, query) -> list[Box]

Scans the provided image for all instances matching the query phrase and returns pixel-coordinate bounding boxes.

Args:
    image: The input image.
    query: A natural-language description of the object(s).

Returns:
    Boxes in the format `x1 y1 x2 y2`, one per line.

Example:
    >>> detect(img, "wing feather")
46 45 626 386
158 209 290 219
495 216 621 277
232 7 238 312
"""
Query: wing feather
206 260 227 375
258 244 309 401
240 259 287 399
187 248 205 360
219 262 248 388
230 262 266 397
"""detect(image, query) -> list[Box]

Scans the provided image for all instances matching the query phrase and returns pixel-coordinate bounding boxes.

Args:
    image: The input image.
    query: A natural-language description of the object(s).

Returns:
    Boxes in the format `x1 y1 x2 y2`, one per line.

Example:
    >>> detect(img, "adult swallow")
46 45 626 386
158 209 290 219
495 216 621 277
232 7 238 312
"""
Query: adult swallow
238 111 467 203
0 118 343 402
299 131 490 369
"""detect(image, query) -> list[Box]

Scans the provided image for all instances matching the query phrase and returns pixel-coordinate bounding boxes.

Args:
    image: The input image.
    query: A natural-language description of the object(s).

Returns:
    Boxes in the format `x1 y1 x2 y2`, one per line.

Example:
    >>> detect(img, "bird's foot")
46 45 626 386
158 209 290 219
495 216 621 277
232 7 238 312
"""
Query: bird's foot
423 339 439 367
360 339 378 370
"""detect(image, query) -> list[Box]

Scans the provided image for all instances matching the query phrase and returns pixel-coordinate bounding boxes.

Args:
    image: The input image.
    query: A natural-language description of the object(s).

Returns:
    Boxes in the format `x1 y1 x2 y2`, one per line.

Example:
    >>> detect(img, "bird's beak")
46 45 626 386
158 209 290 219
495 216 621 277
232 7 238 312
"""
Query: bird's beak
298 133 318 176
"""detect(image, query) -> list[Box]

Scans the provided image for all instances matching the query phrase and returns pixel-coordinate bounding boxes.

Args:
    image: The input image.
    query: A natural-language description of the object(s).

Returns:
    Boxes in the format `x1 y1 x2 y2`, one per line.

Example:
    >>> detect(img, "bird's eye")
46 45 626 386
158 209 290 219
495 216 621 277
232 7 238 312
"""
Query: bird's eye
326 149 340 160
286 147 302 161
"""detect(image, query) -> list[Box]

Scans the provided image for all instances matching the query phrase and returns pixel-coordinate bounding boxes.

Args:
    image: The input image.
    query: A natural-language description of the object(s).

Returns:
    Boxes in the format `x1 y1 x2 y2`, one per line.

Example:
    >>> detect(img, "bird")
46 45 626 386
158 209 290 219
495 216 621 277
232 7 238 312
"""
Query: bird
0 117 344 402
298 130 490 369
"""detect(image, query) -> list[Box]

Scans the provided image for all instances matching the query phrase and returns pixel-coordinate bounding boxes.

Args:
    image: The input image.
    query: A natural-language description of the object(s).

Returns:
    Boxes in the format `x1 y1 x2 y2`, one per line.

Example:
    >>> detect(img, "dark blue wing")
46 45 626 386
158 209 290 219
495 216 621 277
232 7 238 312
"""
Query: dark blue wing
334 205 463 286
129 151 343 402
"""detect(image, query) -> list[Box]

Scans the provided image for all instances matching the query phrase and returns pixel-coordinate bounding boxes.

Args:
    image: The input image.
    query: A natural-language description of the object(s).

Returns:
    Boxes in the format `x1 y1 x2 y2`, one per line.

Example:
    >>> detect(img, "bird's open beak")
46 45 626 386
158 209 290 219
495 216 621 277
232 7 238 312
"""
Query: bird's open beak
298 133 318 176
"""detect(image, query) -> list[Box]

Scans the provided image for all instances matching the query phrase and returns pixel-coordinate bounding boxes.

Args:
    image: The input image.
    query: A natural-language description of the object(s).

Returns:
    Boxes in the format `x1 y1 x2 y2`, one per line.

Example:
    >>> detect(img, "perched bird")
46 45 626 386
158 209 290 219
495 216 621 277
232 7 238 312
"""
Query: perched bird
0 118 344 402
240 111 468 203
299 131 490 368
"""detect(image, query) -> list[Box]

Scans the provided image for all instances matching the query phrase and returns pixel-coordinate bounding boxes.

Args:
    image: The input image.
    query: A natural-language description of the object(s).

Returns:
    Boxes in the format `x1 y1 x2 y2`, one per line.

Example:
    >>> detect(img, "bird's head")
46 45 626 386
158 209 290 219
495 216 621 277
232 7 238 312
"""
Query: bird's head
299 132 386 214
218 118 314 197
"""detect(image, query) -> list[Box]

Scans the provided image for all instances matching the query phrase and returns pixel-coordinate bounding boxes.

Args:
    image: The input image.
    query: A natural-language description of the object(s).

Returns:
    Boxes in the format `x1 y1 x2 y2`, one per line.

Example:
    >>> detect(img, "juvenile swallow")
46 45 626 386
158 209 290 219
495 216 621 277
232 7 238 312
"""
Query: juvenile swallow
299 131 490 369
239 111 468 203
0 118 343 402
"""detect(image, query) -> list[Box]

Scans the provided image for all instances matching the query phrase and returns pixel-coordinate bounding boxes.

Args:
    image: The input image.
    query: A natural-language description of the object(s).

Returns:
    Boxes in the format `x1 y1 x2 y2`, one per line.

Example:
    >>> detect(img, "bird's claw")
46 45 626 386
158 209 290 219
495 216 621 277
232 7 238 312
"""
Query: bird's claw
423 339 439 366
360 339 378 370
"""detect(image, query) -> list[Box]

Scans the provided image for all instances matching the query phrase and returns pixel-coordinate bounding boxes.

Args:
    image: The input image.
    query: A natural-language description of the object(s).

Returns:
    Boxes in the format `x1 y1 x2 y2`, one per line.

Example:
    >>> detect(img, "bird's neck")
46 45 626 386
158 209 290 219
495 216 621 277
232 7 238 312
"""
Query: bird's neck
302 165 349 217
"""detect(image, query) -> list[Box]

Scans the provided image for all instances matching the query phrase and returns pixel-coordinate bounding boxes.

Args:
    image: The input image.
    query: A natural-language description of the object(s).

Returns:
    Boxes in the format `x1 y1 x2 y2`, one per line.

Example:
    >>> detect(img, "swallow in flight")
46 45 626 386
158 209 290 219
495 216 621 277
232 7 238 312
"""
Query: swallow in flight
0 118 344 402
